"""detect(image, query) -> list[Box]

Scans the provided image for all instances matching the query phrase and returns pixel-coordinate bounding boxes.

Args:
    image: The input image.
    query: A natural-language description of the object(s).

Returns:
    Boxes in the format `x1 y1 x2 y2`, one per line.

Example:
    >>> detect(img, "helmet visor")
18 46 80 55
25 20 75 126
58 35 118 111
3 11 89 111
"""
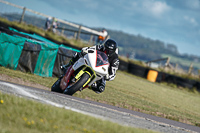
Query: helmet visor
105 49 115 55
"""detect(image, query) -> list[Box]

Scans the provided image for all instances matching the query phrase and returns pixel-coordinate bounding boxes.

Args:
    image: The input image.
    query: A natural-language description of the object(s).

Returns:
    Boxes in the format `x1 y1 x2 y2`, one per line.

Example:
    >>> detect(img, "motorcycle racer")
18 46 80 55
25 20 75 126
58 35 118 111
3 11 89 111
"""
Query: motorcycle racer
61 39 119 94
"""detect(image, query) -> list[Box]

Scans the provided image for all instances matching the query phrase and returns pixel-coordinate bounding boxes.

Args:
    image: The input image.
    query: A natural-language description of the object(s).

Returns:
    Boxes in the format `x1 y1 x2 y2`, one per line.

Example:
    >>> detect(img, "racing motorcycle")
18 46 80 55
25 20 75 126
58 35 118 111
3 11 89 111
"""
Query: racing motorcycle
51 49 109 95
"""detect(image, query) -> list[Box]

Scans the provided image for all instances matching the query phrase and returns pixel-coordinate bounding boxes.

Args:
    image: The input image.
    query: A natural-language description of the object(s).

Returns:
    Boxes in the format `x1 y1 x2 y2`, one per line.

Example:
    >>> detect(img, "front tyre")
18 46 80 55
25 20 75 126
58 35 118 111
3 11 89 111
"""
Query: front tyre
51 78 63 93
64 73 90 96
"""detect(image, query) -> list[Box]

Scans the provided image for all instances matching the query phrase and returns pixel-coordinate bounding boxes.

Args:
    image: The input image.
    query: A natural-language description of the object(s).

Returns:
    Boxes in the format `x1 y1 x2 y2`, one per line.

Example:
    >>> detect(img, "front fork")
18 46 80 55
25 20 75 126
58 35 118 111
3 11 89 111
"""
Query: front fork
60 66 74 90
74 70 91 91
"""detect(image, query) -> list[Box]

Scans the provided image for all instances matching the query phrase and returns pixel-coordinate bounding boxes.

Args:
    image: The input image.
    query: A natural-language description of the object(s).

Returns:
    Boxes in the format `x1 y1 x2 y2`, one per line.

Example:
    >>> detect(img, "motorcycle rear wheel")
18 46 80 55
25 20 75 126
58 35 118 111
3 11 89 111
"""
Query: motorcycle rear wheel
64 73 90 95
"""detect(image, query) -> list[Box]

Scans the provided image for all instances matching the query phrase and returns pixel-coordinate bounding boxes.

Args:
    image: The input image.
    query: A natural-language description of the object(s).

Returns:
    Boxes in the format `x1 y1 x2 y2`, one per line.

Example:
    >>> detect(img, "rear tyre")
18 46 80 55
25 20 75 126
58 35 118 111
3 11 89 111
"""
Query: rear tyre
51 78 63 93
64 73 90 96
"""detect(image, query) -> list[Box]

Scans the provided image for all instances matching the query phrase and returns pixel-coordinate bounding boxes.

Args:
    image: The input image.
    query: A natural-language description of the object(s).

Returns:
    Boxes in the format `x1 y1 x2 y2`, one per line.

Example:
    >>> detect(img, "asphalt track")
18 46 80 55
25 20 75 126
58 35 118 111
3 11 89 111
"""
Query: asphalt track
0 80 200 133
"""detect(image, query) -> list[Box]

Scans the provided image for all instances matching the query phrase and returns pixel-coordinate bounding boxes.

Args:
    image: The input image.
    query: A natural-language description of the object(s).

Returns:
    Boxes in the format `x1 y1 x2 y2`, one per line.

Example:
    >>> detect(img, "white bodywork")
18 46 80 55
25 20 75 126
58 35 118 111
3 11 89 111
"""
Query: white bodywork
72 48 109 86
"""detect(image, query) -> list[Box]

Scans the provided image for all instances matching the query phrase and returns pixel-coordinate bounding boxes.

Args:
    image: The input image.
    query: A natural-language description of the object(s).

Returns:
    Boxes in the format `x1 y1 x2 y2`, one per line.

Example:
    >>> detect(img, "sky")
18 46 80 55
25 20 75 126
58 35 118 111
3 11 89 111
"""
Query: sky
2 0 200 56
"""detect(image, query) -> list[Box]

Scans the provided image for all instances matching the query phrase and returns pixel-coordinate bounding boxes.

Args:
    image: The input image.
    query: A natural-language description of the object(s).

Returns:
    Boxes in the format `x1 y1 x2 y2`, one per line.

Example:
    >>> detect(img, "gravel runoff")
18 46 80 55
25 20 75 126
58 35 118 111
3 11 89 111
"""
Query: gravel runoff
0 80 199 133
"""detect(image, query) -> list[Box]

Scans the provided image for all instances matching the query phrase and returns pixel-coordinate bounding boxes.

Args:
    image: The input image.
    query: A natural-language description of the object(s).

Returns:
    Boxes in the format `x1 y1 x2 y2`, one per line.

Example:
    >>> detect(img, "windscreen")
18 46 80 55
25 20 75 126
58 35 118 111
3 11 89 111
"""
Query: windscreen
96 51 109 67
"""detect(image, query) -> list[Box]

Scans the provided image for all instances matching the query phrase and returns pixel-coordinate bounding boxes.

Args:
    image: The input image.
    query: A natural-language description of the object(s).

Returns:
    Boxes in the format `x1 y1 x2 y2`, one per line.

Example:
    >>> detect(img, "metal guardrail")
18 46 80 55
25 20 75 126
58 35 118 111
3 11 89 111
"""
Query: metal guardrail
0 0 105 41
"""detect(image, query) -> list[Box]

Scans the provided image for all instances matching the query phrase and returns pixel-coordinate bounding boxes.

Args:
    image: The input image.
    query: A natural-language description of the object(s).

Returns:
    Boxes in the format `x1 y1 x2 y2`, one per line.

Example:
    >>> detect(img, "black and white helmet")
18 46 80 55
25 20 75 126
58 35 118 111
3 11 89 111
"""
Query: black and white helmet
104 39 118 57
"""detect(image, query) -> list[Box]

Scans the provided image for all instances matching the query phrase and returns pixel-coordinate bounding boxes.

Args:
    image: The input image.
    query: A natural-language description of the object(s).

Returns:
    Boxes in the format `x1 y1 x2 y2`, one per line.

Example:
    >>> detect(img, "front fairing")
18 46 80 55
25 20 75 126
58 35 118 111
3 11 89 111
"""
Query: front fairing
95 51 109 67
88 50 109 76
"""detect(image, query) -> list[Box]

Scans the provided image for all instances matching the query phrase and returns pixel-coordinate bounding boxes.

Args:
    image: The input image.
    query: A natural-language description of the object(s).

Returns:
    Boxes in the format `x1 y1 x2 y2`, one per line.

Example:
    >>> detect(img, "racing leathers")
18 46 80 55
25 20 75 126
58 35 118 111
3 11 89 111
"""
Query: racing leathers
67 45 119 94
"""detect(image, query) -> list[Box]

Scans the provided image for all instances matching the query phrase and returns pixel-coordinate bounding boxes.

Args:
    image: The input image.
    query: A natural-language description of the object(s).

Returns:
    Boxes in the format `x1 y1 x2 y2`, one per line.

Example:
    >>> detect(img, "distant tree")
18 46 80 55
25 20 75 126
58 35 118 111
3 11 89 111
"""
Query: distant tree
166 44 178 54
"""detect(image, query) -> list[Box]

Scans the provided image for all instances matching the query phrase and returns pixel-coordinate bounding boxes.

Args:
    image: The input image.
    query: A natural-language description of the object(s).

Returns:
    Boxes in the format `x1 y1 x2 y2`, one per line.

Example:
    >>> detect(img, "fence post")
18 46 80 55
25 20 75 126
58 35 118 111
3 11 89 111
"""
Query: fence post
188 63 193 75
19 7 26 23
51 17 55 30
74 32 77 39
166 57 170 66
76 25 82 40
89 35 94 45
61 26 65 36
175 63 178 72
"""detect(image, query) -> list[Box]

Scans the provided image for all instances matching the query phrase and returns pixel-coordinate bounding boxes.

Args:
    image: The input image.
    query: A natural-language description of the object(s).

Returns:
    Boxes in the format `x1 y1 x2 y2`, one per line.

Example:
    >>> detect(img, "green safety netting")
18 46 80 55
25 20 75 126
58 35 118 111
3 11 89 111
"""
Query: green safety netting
0 28 80 77
0 33 25 70
30 39 59 77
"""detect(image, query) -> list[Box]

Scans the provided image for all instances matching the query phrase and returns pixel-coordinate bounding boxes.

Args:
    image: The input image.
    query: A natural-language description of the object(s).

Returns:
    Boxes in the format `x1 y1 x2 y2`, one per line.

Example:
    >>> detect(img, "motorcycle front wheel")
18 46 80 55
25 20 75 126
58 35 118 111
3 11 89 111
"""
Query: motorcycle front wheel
51 78 63 93
64 73 90 96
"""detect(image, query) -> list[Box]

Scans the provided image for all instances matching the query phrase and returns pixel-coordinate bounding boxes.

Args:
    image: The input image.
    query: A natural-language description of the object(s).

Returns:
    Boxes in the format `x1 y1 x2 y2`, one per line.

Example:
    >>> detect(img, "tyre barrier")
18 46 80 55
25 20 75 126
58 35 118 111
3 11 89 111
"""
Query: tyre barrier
17 41 41 73
118 60 129 71
127 62 199 90
156 71 163 83
160 72 198 89
195 82 200 92
161 73 178 84
176 77 196 89
53 47 75 77
128 63 149 78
